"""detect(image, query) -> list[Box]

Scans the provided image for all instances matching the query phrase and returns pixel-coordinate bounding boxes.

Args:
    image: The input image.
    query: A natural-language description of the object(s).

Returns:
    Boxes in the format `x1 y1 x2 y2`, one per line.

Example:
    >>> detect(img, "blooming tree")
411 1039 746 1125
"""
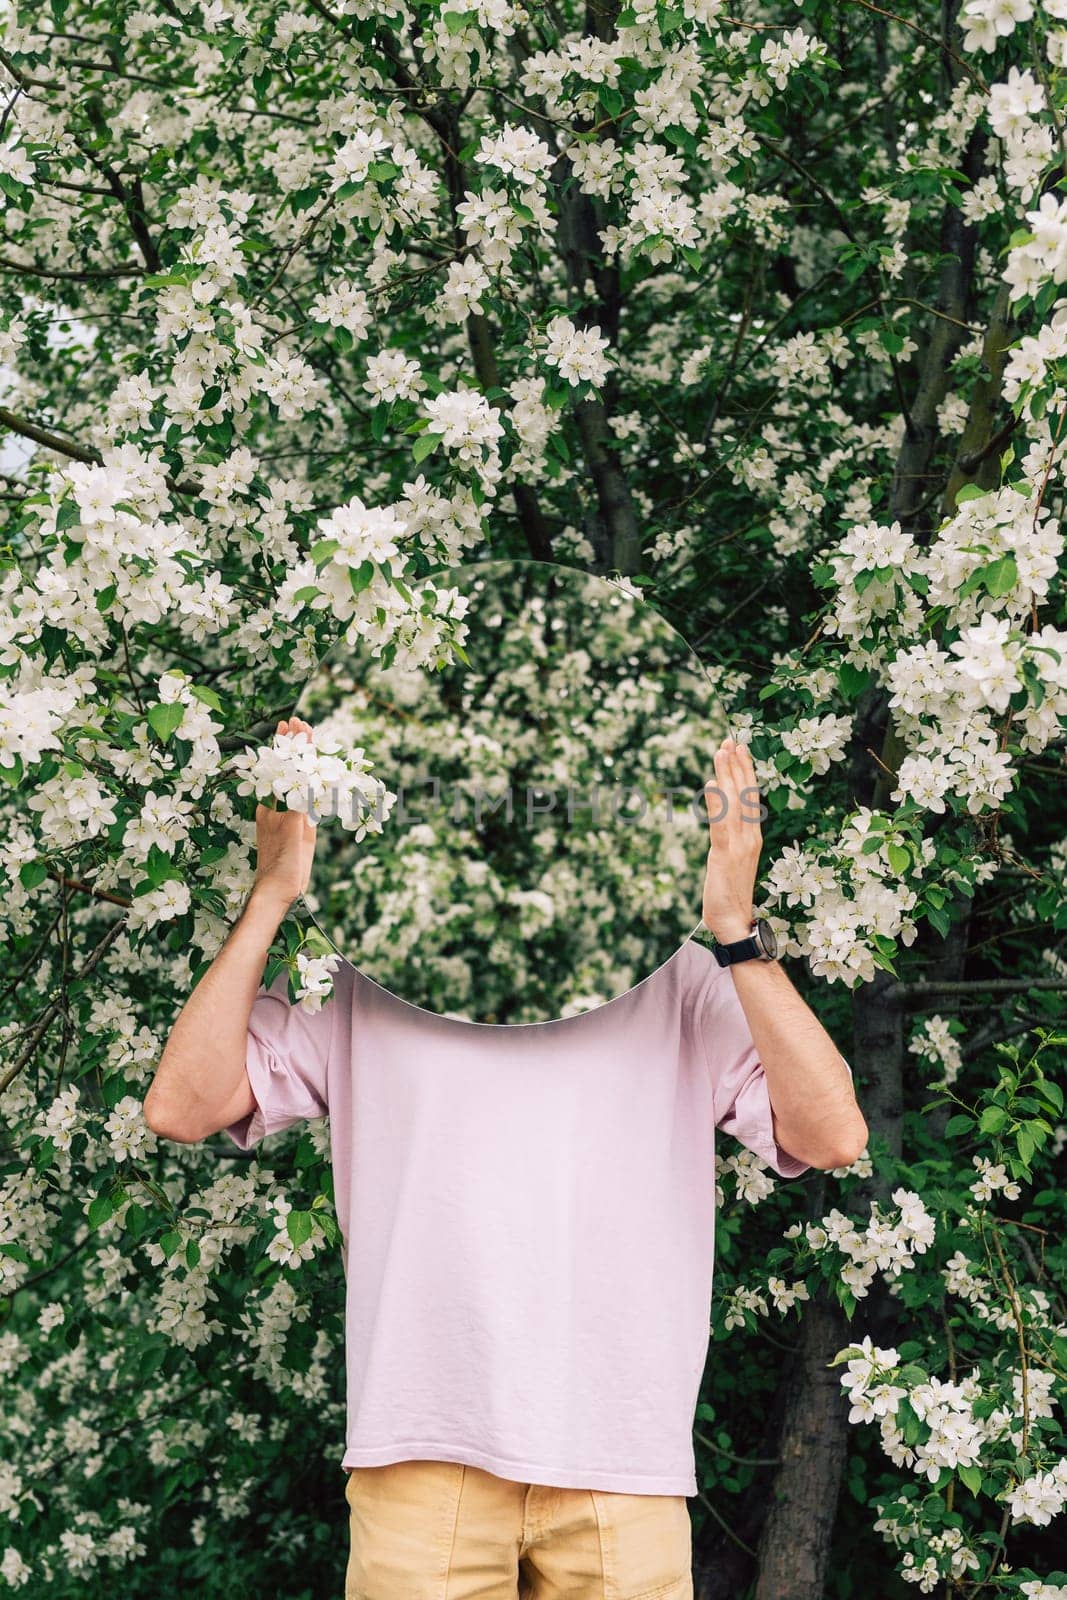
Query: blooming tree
0 0 1065 1593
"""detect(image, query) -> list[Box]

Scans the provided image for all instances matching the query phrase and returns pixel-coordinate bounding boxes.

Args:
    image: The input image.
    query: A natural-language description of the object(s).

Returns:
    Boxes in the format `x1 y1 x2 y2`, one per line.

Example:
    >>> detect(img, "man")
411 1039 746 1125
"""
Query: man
145 716 865 1600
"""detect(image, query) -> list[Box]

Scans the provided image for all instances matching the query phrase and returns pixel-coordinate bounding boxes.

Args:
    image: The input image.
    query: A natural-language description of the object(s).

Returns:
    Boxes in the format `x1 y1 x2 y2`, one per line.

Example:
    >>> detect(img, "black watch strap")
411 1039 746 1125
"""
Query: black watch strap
712 929 763 967
709 919 777 966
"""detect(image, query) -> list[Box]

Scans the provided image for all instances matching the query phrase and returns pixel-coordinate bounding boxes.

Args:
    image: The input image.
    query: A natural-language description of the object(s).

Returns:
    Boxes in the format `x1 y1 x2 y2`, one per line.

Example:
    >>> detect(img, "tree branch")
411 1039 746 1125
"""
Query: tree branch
0 256 142 281
0 916 128 1093
886 977 1067 1009
0 405 200 496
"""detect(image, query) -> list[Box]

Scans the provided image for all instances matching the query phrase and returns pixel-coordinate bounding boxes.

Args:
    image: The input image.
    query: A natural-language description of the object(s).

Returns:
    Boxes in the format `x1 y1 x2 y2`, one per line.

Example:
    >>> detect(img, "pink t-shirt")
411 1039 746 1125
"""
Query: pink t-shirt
224 936 835 1496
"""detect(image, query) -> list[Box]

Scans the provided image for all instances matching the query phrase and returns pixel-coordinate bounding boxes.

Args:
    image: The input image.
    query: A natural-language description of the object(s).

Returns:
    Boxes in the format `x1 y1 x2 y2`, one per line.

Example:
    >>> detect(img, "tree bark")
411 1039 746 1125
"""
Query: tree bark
431 103 555 564
552 168 643 575
750 1292 854 1600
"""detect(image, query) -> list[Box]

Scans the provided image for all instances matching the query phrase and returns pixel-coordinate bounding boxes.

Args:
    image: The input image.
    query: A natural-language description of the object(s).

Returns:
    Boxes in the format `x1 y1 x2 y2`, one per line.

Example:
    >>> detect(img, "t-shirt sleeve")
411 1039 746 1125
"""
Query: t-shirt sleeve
222 971 337 1150
690 947 813 1179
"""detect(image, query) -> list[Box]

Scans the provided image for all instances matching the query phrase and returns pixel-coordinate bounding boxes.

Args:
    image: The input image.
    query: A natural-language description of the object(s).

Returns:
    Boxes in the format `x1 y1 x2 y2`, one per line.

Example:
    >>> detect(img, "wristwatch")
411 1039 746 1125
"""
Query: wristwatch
709 918 778 967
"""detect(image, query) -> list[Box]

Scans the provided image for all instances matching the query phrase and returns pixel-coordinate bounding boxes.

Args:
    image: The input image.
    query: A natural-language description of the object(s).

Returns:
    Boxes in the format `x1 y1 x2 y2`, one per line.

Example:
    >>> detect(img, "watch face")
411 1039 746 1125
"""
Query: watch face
756 920 778 959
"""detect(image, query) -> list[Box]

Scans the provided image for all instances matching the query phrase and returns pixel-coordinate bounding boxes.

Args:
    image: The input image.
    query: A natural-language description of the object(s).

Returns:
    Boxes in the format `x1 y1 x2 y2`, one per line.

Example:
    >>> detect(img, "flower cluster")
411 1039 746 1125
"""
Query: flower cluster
228 728 396 841
839 1336 1066 1528
792 1189 936 1298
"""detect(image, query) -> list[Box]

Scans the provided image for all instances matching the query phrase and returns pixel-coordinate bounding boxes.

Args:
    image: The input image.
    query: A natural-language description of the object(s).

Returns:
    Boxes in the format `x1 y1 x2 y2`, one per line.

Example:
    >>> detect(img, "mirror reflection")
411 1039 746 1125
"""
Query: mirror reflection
294 559 730 1024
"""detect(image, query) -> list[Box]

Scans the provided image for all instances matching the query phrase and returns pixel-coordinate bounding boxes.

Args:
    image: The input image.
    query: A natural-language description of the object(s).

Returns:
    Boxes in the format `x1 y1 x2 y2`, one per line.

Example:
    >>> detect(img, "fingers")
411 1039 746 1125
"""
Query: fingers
705 735 759 841
275 715 314 742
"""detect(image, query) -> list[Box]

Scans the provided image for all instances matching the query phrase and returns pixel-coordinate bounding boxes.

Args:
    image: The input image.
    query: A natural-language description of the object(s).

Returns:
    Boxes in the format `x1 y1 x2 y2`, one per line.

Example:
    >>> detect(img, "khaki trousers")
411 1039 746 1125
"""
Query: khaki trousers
343 1460 694 1600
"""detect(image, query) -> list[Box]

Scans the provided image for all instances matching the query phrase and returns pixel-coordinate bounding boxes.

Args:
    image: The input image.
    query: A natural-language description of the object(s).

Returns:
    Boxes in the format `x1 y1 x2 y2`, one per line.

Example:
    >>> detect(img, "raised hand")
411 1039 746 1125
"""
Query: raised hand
701 736 763 944
252 716 319 911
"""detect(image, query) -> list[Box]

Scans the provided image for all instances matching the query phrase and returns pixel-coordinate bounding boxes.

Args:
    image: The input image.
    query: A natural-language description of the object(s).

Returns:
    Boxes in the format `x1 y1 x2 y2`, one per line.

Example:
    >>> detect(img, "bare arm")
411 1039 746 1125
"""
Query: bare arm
143 716 318 1144
702 736 868 1172
725 957 865 1170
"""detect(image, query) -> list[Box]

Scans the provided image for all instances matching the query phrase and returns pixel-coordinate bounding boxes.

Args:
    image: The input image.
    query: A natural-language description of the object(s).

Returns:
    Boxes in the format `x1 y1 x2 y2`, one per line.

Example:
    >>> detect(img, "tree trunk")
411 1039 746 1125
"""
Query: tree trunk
750 1291 854 1600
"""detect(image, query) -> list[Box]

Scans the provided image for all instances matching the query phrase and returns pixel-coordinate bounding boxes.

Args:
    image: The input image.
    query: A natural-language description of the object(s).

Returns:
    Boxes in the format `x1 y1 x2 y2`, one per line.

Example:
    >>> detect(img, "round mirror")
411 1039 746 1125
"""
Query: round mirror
292 559 731 1024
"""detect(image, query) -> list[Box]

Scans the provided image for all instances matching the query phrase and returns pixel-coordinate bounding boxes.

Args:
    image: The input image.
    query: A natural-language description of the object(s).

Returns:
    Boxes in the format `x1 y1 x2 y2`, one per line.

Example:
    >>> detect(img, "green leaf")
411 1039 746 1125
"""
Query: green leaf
663 124 696 152
367 160 400 182
1036 1077 1064 1113
147 702 185 743
310 537 339 566
954 482 987 506
88 1194 114 1229
886 842 911 875
898 1398 924 1447
294 1131 319 1170
140 1341 168 1380
142 267 201 288
442 9 475 32
1020 659 1044 707
318 1214 341 1246
944 1114 974 1138
189 683 223 712
837 661 871 697
958 1465 983 1496
287 1210 314 1248
19 860 49 889
412 431 440 462
869 936 899 977
348 559 375 595
980 555 1018 597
